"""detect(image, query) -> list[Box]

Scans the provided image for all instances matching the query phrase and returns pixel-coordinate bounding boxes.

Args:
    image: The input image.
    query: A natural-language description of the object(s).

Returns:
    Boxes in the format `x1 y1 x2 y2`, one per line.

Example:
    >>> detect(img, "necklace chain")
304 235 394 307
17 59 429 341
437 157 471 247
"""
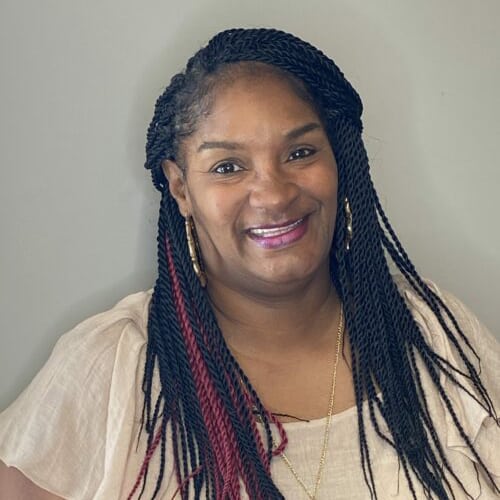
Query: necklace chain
237 305 345 499
277 305 344 500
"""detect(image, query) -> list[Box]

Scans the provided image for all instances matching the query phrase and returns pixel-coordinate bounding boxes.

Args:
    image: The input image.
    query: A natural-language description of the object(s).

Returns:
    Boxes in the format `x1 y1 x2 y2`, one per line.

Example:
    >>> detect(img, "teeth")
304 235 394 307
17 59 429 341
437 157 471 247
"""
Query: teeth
249 218 304 237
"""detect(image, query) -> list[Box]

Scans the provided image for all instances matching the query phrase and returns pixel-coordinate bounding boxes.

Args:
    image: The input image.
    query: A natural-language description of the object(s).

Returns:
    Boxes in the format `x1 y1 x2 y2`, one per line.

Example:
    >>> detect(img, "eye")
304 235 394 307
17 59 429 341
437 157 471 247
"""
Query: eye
212 161 244 175
288 147 316 161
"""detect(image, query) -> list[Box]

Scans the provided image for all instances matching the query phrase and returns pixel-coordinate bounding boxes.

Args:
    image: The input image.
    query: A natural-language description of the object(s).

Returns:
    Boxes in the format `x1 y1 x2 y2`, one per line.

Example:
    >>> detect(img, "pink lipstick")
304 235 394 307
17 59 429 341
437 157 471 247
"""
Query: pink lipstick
247 216 309 249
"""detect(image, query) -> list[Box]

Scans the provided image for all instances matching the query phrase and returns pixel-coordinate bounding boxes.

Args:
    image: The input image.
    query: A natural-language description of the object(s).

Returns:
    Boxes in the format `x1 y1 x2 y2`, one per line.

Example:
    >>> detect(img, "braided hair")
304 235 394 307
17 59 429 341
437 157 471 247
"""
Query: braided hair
130 28 499 499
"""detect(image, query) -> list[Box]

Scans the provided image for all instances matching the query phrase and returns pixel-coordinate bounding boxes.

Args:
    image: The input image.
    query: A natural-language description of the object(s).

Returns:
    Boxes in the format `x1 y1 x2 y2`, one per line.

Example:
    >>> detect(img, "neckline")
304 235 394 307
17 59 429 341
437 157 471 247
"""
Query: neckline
279 401 358 430
258 392 381 431
254 402 359 431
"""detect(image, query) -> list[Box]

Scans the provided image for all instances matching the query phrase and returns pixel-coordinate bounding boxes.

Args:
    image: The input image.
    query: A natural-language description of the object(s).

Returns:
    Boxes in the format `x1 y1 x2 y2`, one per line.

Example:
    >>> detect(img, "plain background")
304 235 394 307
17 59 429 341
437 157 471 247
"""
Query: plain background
1 0 499 410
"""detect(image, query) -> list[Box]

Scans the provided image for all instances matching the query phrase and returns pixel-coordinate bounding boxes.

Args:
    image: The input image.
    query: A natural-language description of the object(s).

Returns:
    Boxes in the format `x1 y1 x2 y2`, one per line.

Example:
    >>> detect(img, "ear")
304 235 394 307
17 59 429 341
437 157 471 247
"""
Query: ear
162 159 191 216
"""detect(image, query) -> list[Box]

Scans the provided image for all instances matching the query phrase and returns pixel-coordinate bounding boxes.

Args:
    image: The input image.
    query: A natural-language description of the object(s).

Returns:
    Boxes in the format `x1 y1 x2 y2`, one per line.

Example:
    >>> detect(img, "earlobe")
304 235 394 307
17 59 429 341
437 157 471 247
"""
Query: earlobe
162 159 191 216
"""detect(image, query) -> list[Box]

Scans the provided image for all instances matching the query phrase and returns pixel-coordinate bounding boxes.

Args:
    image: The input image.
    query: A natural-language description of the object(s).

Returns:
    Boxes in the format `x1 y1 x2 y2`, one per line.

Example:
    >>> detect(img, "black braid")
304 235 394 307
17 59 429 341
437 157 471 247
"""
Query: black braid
137 28 499 499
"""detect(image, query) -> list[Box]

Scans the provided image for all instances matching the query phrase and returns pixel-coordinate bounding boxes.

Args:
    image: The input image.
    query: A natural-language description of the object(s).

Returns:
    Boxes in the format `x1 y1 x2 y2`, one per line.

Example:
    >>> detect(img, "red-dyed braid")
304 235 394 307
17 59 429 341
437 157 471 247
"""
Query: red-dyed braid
166 236 264 498
127 427 164 500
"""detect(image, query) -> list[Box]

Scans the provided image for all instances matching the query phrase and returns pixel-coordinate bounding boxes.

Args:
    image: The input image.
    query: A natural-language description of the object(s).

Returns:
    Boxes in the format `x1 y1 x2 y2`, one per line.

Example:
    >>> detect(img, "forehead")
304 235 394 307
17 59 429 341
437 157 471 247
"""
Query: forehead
188 72 322 146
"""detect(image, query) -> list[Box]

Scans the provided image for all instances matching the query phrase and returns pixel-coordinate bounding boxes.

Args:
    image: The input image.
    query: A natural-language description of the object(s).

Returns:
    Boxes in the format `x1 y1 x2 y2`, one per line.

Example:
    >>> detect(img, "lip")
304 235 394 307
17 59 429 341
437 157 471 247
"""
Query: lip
246 215 309 249
246 217 302 231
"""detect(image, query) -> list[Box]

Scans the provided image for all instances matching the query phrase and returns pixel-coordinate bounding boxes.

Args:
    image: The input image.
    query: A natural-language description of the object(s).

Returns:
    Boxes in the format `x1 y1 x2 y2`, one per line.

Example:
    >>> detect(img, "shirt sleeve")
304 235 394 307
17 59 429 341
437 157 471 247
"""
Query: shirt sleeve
0 291 151 500
435 287 500 472
397 276 500 497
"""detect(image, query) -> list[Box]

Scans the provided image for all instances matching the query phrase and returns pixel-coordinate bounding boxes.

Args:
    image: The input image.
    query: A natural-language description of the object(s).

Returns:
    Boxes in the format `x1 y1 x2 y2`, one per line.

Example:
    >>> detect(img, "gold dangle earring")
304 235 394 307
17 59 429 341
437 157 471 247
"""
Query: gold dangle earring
344 197 353 251
185 216 207 287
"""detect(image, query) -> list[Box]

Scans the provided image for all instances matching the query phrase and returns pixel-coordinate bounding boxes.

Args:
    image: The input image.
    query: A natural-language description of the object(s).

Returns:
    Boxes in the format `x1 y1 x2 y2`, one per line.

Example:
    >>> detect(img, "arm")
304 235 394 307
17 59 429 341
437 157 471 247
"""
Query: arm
0 461 64 500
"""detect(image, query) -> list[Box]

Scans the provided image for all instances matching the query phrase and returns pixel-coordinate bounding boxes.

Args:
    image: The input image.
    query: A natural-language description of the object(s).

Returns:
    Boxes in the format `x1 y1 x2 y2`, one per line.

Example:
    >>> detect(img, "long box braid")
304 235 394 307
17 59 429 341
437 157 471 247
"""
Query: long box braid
130 28 499 500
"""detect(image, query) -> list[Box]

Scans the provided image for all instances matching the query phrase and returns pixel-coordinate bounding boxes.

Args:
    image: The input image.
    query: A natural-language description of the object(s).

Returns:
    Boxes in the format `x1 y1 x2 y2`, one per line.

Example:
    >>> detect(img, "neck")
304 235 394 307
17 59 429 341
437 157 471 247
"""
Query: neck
207 273 341 357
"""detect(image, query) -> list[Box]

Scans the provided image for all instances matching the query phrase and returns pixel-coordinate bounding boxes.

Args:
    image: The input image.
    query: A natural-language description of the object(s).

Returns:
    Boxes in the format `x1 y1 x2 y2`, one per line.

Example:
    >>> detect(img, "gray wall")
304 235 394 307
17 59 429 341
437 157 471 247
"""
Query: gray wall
1 0 499 409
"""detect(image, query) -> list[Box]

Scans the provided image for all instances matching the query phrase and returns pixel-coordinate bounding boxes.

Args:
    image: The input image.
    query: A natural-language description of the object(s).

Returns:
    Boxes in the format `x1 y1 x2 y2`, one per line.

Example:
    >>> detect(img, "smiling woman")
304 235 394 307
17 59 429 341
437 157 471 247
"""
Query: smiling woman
164 65 338 294
0 28 499 500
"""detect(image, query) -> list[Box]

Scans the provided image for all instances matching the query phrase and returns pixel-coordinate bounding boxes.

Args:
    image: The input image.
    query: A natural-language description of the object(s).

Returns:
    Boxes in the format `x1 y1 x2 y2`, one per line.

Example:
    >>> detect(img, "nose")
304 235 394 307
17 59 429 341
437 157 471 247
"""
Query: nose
247 165 300 213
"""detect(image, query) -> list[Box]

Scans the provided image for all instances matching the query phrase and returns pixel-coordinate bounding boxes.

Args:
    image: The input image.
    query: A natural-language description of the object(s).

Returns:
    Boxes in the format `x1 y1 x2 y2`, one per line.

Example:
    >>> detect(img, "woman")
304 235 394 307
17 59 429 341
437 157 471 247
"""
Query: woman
0 28 498 499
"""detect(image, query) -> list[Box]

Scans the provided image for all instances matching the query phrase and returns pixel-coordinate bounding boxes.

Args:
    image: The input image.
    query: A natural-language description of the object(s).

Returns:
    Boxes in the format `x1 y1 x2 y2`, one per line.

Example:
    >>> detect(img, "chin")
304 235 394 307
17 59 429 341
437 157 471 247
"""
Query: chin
253 260 324 287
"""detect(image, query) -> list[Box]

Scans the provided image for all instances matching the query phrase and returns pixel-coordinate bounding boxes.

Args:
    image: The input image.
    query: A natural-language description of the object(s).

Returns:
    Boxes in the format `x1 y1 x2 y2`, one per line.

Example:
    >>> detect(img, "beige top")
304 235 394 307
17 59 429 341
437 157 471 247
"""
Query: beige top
0 277 499 499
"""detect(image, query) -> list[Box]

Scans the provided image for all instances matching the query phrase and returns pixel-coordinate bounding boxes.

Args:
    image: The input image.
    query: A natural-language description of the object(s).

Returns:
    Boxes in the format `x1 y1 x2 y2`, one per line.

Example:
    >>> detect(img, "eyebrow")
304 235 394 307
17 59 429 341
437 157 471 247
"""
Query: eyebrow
197 122 322 153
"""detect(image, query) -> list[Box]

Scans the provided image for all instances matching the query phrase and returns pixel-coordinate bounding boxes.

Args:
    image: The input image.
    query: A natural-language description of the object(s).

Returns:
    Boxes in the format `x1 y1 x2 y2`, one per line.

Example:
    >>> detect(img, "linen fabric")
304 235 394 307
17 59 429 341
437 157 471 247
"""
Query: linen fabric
0 277 498 499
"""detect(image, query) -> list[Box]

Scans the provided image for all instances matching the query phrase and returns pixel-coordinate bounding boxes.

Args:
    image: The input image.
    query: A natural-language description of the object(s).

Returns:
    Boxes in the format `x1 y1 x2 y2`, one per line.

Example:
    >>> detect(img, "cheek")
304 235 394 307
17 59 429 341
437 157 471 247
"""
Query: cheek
190 186 241 238
308 165 338 209
309 166 338 238
324 162 339 206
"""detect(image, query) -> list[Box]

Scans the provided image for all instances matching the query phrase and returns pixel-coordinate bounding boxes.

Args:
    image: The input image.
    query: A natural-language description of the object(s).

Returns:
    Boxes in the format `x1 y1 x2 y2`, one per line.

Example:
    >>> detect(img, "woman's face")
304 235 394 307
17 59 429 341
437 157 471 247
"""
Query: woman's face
165 72 338 296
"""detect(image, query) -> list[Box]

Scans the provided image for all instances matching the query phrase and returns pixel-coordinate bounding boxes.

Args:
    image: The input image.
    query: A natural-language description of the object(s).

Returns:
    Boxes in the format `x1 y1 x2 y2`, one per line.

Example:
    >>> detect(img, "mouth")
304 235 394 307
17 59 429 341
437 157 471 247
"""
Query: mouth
246 216 309 249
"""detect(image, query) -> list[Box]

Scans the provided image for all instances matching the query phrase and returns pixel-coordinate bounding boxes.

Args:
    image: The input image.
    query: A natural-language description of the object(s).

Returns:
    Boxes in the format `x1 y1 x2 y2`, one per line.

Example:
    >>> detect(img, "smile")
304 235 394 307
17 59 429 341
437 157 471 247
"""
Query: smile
248 218 305 237
246 216 309 249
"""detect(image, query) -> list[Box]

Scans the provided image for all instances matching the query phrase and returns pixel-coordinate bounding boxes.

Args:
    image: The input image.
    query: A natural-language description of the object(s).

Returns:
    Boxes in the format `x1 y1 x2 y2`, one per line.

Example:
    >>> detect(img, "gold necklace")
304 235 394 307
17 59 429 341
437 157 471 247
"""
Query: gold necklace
277 305 344 500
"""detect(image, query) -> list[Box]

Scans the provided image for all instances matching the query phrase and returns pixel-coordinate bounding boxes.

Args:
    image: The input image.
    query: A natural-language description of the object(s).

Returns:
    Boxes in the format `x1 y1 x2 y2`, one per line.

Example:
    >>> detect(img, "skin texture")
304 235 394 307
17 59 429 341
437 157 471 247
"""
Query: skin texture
166 73 338 298
0 461 63 499
165 73 355 421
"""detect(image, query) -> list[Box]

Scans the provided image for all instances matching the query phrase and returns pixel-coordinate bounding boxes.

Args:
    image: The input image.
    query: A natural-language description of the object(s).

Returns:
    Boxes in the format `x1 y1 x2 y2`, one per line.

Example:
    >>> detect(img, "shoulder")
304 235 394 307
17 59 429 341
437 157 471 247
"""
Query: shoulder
19 289 154 411
0 289 153 499
392 274 499 394
53 288 153 353
392 274 499 361
56 289 152 368
392 275 500 491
